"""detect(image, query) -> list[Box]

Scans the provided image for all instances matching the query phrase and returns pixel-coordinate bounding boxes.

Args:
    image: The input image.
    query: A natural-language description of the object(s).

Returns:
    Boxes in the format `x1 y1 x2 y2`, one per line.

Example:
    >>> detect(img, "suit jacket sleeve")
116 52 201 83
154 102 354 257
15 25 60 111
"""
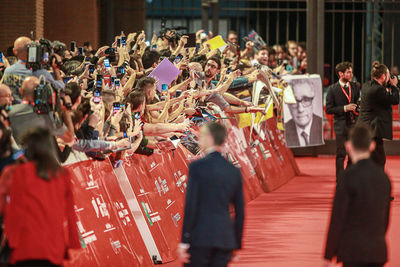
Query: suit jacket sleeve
324 178 350 260
233 170 245 249
375 85 399 106
181 162 200 244
385 179 392 232
326 85 345 115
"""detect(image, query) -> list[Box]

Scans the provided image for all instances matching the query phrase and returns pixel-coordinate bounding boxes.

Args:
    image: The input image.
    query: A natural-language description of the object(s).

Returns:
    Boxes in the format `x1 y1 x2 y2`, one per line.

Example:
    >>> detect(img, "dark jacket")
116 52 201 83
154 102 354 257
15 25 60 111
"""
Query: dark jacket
181 151 245 250
326 82 360 136
324 158 392 263
358 80 399 139
285 114 323 147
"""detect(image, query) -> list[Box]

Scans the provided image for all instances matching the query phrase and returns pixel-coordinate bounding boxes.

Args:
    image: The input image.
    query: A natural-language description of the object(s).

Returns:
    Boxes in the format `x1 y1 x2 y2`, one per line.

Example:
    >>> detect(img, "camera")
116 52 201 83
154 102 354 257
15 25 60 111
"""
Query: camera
33 75 64 127
26 39 59 71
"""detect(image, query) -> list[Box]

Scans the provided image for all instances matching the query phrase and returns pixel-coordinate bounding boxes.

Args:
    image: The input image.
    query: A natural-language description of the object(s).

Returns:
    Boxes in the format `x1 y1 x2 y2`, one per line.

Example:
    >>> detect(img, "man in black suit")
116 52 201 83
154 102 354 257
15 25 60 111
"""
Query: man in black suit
358 62 399 168
178 122 245 267
326 62 360 181
285 78 323 147
324 125 392 267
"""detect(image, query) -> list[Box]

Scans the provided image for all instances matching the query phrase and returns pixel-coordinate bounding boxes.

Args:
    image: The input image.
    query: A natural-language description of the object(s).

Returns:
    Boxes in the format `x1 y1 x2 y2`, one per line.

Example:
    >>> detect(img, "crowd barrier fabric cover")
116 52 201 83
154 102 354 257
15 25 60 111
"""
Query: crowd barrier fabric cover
62 113 299 267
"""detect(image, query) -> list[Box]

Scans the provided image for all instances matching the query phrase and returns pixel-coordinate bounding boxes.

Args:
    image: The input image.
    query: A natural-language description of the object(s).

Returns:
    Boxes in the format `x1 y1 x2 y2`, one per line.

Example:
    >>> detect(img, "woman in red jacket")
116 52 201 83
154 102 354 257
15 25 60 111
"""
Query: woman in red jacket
0 127 81 267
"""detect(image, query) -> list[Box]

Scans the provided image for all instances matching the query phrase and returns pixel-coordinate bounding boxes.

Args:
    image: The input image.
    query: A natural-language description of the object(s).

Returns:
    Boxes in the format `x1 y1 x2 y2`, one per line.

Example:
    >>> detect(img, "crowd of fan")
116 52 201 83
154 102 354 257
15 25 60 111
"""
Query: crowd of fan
0 29 307 168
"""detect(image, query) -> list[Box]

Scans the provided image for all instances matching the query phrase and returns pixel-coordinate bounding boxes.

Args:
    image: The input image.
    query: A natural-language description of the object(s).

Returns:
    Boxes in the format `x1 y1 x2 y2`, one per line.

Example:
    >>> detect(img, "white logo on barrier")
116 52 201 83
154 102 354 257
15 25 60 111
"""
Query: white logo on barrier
91 196 110 219
86 173 99 190
171 212 181 227
155 177 169 196
174 171 187 193
110 238 122 254
81 230 97 245
115 202 131 226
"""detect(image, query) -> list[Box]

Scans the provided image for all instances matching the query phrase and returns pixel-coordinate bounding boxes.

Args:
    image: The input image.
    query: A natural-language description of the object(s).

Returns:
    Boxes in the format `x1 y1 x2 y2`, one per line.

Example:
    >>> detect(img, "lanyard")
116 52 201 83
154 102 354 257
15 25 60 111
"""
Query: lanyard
340 83 351 103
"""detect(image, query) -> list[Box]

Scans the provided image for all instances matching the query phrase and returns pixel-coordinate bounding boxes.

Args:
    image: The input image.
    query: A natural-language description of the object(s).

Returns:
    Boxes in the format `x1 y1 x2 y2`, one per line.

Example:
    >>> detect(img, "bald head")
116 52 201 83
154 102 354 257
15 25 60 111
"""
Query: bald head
13 36 32 61
0 84 13 106
20 76 39 101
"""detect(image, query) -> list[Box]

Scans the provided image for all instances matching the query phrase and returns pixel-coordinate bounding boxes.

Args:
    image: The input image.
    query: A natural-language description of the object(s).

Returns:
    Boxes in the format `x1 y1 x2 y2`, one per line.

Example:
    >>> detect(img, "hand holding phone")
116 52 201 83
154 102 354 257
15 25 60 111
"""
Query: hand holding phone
93 90 101 104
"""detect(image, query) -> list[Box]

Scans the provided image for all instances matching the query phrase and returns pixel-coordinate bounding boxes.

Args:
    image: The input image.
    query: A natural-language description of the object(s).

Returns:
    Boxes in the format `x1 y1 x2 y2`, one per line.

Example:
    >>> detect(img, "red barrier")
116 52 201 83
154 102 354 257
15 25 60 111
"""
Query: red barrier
61 117 299 266
64 159 152 267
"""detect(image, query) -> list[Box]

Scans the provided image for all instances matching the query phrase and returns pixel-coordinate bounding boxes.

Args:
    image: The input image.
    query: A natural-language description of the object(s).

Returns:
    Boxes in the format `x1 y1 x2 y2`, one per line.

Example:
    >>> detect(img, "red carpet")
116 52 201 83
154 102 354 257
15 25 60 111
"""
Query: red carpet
164 156 400 267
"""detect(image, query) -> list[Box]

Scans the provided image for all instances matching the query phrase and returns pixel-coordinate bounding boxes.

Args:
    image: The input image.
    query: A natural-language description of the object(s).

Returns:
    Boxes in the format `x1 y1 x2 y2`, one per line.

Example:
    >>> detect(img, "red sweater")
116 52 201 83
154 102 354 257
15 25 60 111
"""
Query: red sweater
0 162 81 265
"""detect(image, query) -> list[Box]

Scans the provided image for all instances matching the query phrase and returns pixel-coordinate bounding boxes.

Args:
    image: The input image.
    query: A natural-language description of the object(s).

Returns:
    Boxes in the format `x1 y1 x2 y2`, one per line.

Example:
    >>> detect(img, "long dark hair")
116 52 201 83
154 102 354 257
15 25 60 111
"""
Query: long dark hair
0 121 12 159
20 127 62 180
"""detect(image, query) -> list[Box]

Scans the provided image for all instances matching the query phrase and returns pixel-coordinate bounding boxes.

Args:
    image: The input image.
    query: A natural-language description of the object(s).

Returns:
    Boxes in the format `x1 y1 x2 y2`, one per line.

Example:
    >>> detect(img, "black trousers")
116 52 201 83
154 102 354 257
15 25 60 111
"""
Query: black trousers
184 247 232 267
371 137 386 168
342 262 384 267
336 135 352 182
10 260 60 267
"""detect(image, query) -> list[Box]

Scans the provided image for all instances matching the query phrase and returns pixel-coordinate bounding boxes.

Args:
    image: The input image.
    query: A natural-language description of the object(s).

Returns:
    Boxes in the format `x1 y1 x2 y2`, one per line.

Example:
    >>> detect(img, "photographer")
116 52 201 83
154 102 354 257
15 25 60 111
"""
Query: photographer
8 76 74 145
358 62 399 168
2 36 64 104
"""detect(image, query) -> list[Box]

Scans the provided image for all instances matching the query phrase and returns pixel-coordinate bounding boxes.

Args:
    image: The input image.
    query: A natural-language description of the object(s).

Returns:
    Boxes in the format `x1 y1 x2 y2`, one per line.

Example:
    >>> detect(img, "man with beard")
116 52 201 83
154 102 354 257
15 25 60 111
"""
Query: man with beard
326 62 360 181
358 62 399 168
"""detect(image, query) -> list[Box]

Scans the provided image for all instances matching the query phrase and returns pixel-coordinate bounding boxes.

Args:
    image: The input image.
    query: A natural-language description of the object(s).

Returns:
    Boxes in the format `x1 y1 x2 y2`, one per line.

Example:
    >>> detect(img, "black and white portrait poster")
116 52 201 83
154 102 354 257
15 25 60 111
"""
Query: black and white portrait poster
282 74 324 148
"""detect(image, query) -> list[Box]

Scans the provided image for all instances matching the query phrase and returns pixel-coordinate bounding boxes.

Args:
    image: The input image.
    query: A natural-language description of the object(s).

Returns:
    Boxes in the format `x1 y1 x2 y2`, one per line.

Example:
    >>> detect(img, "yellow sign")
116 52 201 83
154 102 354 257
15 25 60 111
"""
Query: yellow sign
236 104 274 129
205 35 227 50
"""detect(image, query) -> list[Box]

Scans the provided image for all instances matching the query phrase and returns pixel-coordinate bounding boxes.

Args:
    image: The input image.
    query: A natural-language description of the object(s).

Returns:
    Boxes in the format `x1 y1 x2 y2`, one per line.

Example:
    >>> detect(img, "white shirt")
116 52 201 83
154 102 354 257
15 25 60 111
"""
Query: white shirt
295 117 313 146
338 80 350 88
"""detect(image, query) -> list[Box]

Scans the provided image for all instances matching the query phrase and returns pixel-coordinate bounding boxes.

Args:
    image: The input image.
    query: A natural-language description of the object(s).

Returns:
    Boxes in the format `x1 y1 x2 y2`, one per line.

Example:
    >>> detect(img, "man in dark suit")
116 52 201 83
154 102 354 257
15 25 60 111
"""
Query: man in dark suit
178 122 245 267
358 62 399 168
326 62 360 181
324 125 392 267
285 78 323 147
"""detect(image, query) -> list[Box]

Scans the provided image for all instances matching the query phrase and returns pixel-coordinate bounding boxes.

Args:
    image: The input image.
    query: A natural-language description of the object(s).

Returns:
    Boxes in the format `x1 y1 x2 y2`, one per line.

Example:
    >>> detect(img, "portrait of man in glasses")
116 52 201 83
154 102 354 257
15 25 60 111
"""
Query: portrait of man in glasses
284 76 323 148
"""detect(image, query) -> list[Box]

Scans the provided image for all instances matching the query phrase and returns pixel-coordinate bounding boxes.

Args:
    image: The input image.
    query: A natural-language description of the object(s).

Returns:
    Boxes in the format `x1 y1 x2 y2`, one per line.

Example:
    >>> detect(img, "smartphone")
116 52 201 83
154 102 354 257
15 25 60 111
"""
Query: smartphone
121 36 127 46
145 41 150 47
104 58 111 69
174 55 183 64
117 38 121 47
93 90 101 103
78 47 84 56
0 52 3 63
111 76 116 85
96 74 103 88
175 90 182 98
89 64 95 74
43 52 49 63
227 67 231 74
63 76 73 84
113 102 121 114
105 47 114 55
134 112 141 120
115 79 120 87
195 43 200 53
117 66 125 74
200 32 207 39
70 41 76 52
151 44 157 51
161 84 168 100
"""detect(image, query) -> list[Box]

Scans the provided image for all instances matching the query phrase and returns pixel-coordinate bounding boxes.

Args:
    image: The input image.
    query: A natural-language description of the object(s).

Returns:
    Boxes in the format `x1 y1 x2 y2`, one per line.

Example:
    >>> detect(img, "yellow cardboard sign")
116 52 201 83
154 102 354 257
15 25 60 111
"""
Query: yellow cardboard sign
236 104 274 129
205 35 227 50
